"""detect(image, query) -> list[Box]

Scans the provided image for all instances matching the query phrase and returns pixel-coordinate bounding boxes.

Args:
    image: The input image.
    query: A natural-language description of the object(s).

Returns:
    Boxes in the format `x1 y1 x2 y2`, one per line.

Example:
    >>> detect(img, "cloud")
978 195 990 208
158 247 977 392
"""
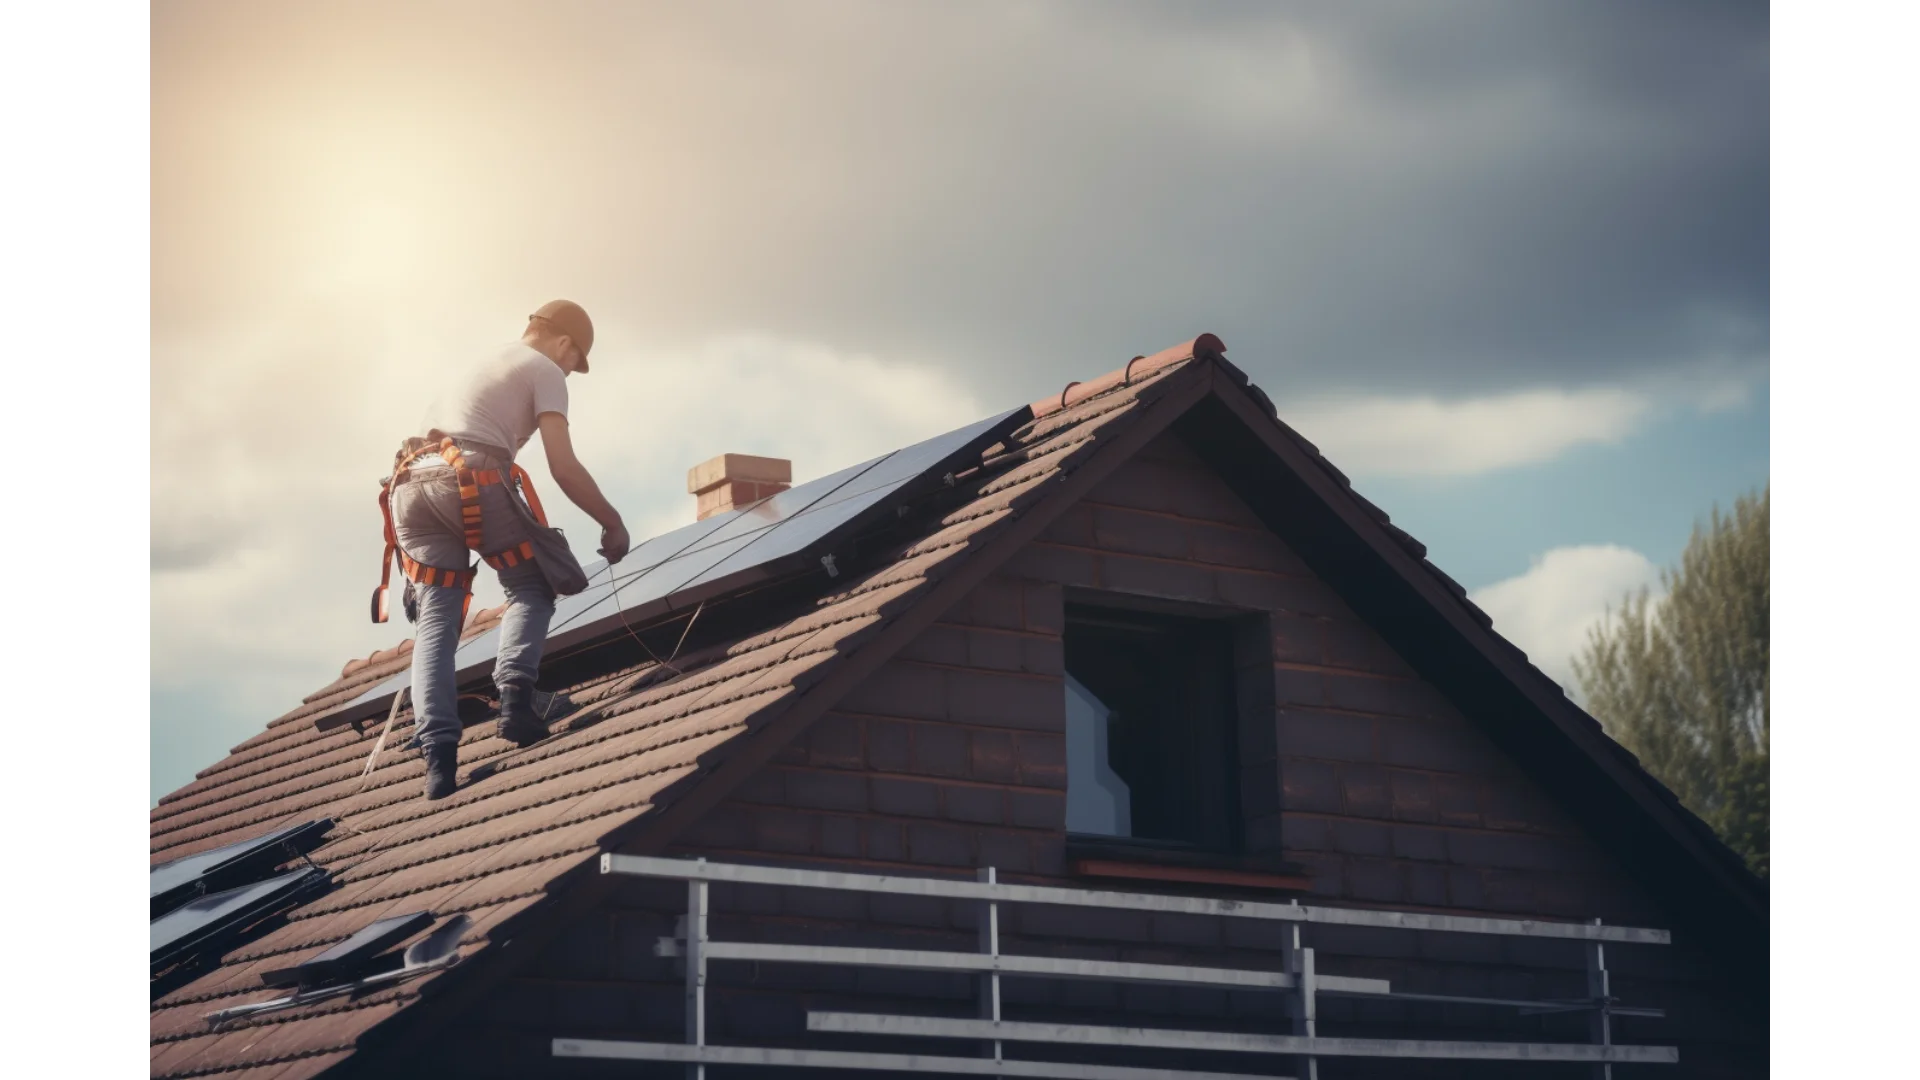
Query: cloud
153 1 1767 402
1280 386 1653 477
1269 351 1770 479
1469 544 1663 695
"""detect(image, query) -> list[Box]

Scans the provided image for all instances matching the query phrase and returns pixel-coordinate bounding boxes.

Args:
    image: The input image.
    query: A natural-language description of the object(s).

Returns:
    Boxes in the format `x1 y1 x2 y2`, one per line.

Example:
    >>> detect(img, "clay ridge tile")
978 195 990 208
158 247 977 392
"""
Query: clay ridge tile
330 604 503 681
355 639 413 675
1028 333 1226 419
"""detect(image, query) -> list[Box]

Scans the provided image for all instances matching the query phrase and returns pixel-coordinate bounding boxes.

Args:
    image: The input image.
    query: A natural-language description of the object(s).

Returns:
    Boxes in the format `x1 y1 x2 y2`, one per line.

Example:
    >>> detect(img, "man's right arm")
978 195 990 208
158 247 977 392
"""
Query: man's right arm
536 411 630 562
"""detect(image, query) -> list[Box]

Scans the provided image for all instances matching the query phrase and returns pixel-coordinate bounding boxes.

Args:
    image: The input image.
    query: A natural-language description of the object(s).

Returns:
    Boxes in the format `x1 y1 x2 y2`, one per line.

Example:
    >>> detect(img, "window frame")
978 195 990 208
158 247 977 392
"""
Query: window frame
1057 589 1307 889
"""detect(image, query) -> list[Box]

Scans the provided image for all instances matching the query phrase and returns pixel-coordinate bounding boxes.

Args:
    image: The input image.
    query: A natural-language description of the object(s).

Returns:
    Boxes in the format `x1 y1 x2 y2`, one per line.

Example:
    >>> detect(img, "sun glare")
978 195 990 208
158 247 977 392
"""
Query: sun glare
316 197 433 291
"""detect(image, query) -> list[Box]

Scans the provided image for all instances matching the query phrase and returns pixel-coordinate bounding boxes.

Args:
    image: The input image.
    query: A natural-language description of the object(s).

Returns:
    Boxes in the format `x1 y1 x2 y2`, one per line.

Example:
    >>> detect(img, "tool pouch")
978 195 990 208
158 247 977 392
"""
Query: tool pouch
503 479 589 596
530 524 590 596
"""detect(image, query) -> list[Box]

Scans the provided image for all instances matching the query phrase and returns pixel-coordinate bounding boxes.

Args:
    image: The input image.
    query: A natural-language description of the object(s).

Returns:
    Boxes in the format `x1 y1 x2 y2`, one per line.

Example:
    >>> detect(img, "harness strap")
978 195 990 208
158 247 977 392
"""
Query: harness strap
400 550 475 591
372 439 455 623
512 464 549 525
484 540 536 570
370 437 552 624
440 438 489 552
397 552 475 624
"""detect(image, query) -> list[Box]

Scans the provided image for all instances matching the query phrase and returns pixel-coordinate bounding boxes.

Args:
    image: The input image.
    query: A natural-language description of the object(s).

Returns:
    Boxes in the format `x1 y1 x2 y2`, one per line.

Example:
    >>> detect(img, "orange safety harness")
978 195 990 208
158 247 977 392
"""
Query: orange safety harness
371 436 551 624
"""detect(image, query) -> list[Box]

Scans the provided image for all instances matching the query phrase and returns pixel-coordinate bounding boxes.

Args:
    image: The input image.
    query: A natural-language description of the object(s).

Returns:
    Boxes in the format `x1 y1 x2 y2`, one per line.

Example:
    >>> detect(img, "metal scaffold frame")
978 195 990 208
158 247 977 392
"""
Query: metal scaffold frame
554 854 1677 1079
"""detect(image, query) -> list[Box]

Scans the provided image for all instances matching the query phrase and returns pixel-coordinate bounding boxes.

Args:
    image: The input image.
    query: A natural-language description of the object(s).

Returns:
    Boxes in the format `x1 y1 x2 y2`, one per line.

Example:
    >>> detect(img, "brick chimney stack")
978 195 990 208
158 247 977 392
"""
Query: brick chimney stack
688 453 793 521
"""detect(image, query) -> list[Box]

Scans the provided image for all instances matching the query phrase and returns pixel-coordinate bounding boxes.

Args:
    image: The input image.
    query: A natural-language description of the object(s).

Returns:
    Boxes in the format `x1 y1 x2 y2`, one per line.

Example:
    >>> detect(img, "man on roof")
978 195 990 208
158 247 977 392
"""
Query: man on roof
373 299 632 800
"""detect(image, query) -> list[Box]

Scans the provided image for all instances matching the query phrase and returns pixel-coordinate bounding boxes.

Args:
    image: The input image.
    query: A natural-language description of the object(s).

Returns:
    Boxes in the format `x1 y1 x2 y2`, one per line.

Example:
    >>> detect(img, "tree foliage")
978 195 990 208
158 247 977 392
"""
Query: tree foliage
1572 487 1768 877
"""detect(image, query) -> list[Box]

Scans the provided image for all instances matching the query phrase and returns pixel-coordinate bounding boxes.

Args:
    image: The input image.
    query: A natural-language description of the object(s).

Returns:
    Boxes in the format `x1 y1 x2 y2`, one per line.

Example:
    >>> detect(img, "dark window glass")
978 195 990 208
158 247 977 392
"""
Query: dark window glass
1064 606 1240 851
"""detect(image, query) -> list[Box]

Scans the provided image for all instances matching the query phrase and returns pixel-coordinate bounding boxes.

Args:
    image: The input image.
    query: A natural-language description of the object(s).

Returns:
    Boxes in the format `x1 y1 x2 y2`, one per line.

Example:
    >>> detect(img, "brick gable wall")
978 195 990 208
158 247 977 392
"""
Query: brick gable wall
431 432 1763 1078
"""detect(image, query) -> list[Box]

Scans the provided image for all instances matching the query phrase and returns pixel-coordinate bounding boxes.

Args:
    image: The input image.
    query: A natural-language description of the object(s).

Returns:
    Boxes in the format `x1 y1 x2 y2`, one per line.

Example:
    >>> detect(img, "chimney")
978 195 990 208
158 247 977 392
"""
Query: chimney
688 453 793 521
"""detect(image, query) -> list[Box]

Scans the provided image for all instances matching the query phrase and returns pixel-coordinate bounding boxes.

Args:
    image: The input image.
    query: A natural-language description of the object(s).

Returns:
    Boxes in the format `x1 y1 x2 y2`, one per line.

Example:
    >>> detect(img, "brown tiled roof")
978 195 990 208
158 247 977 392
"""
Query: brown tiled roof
150 335 1762 1076
148 337 1218 1078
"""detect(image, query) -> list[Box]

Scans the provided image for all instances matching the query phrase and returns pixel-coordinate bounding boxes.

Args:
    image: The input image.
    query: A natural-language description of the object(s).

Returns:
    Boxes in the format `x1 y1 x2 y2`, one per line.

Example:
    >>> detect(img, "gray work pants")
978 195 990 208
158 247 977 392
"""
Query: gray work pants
390 448 555 752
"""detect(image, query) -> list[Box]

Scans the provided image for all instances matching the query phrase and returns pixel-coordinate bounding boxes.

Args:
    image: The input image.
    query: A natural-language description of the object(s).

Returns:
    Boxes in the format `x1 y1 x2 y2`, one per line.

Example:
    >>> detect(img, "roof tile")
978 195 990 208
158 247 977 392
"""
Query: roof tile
1311 452 1351 489
1028 334 1222 419
1383 522 1427 559
1272 417 1321 457
252 1052 357 1080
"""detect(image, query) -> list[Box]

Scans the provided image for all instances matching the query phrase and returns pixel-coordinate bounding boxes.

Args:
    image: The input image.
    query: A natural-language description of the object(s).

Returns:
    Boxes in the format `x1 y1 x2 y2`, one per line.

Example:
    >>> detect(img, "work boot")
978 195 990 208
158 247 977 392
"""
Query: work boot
423 743 458 801
496 682 549 748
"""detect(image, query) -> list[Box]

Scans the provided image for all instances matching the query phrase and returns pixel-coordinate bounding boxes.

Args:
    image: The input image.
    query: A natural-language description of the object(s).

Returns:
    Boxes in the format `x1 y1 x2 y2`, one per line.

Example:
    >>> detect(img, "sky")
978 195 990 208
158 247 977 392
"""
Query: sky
150 0 1768 801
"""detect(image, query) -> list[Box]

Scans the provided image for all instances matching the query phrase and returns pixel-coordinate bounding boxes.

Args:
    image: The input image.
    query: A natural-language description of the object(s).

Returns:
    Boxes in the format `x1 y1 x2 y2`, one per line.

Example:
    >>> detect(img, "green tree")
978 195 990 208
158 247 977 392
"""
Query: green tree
1572 487 1769 877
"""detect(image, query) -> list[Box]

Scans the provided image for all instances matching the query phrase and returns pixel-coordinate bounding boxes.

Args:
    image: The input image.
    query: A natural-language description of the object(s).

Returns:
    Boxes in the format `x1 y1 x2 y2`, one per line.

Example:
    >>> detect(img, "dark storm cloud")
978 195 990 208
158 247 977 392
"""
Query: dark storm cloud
157 0 1766 401
574 0 1767 398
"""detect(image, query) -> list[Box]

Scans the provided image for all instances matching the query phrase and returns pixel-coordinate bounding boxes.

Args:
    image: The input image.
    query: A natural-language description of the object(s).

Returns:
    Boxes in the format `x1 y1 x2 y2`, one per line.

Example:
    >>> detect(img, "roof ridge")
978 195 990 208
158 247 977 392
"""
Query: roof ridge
1027 333 1226 421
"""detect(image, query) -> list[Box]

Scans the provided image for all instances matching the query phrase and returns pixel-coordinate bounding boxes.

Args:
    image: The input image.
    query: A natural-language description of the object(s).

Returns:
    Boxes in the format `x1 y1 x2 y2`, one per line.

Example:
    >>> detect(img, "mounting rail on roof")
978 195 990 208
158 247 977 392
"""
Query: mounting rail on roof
315 406 1031 733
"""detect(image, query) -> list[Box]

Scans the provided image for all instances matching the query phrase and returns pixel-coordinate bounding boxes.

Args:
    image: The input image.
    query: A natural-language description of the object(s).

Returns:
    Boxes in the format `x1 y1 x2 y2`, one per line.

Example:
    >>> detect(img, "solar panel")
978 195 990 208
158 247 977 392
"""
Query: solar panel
666 406 1029 597
435 453 894 666
534 454 892 623
669 493 880 598
151 845 255 905
668 455 885 559
150 819 333 919
316 405 1029 731
151 866 330 975
259 909 436 988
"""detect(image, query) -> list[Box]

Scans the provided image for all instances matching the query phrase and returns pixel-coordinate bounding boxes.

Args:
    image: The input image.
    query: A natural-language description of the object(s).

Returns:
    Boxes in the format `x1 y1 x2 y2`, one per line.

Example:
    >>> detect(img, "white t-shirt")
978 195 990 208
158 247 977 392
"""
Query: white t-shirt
420 343 569 455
